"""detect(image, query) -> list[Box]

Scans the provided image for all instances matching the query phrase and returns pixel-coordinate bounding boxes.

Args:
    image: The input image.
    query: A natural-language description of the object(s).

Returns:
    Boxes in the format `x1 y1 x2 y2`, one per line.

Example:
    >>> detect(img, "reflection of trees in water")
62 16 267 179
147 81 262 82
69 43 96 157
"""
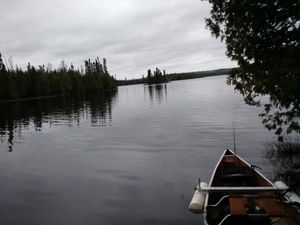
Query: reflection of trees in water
0 91 117 152
88 92 115 126
146 84 167 104
264 140 300 191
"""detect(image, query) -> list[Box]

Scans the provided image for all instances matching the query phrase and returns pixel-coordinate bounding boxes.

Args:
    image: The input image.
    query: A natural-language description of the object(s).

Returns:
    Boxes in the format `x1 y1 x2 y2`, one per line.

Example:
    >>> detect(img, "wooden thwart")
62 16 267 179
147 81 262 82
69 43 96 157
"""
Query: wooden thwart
201 186 288 192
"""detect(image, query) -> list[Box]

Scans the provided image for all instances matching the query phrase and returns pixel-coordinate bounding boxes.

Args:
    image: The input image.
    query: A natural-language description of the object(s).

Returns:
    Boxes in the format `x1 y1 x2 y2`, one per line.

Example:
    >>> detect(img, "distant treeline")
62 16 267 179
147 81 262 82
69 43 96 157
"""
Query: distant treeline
0 54 117 101
167 68 233 81
117 68 233 86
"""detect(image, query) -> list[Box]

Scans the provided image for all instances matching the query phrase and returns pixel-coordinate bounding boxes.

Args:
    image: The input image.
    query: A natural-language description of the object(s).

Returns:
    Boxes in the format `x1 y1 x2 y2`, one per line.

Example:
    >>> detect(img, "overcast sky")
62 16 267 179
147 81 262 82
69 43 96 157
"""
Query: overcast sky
0 0 236 79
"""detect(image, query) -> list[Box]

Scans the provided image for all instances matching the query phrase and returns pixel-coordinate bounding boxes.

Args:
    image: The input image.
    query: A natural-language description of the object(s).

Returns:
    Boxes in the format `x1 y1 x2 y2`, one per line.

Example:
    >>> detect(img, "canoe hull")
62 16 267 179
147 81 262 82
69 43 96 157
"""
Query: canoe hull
202 149 298 225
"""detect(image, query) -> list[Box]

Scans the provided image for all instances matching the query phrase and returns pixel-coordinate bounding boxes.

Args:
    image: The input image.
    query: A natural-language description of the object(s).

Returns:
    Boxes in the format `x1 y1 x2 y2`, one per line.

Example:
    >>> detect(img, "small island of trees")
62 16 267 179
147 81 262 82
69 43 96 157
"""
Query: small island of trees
146 68 167 84
0 54 117 101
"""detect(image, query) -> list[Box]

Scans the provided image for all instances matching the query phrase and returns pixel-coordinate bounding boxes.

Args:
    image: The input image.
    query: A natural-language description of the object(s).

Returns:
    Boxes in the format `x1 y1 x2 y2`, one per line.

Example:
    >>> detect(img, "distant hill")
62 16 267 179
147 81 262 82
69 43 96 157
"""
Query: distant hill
117 68 234 86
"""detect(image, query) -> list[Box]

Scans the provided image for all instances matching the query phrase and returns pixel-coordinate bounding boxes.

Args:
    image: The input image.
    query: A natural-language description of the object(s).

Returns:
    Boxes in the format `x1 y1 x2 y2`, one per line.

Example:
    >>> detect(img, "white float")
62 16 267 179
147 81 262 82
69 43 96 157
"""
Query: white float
274 181 289 190
274 180 300 208
188 182 208 214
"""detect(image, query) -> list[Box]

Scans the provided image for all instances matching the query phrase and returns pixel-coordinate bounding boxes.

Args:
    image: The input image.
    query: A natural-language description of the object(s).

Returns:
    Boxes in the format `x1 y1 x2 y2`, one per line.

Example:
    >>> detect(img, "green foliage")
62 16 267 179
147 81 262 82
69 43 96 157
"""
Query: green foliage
0 55 117 101
264 138 300 190
206 0 300 140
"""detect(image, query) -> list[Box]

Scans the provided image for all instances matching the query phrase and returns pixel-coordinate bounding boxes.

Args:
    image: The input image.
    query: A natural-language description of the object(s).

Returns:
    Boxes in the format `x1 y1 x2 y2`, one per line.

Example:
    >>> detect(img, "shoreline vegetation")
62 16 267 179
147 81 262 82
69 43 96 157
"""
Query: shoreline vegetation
205 0 300 141
0 53 233 103
264 138 300 191
0 54 117 102
117 68 233 86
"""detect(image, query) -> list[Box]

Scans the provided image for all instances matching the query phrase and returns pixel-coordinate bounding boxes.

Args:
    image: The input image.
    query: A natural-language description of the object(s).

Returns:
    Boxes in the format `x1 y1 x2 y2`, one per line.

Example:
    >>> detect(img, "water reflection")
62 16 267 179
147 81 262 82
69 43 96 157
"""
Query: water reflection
145 84 167 104
264 140 300 191
0 77 282 225
0 91 117 152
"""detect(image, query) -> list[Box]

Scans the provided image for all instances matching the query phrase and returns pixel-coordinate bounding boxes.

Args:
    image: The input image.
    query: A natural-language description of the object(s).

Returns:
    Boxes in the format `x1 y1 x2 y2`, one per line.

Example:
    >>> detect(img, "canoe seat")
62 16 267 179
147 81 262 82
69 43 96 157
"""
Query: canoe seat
223 155 236 163
229 196 247 215
217 166 256 187
220 166 252 178
257 198 284 216
207 196 273 225
229 195 284 216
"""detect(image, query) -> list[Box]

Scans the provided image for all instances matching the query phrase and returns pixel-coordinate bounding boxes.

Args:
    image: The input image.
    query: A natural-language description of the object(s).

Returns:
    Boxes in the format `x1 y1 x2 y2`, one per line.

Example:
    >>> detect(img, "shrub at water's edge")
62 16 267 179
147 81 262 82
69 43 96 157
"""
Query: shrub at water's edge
205 0 300 140
264 138 300 191
0 54 117 101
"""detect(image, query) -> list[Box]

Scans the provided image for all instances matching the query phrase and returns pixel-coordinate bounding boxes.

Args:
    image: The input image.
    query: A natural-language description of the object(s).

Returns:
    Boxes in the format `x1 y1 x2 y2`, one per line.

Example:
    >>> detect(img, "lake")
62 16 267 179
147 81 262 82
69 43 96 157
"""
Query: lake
0 75 277 225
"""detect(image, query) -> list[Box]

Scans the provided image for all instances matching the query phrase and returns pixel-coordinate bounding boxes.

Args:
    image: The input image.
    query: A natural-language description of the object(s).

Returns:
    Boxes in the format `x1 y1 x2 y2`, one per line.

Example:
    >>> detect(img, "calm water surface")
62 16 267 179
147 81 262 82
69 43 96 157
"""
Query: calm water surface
0 76 277 225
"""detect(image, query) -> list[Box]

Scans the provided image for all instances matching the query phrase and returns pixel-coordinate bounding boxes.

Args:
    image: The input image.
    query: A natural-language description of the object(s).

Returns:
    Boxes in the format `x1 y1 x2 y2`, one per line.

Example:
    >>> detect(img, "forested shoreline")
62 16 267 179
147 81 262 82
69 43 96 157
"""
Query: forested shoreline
0 54 117 101
0 51 233 102
117 68 233 86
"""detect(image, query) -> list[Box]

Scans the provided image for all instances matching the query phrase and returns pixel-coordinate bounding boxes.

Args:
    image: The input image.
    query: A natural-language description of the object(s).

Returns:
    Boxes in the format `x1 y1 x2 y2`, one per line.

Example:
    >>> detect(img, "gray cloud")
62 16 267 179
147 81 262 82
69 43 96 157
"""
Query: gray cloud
0 0 236 79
